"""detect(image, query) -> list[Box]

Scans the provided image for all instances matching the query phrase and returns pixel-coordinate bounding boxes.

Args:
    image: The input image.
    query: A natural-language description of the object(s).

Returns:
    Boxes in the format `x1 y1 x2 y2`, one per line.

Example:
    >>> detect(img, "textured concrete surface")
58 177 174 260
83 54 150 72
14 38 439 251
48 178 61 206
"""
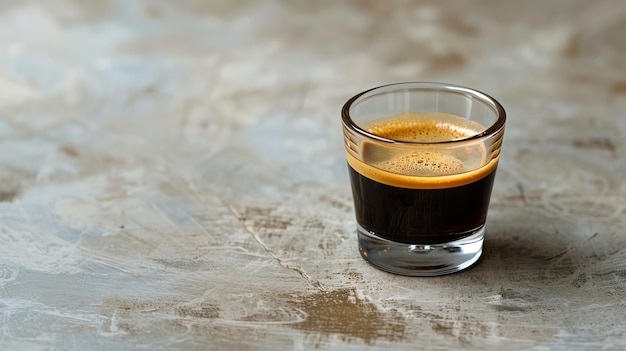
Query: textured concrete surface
1 0 626 350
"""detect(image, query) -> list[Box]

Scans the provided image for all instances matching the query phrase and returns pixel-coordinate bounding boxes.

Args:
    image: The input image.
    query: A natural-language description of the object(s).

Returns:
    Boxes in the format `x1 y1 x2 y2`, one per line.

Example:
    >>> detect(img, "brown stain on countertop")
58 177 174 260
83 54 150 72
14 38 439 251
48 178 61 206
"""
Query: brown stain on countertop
0 188 19 202
100 288 406 345
572 138 616 152
284 288 406 344
101 295 221 336
611 81 626 95
563 36 581 59
243 206 293 232
407 304 490 342
429 51 467 71
0 168 28 202
59 144 80 158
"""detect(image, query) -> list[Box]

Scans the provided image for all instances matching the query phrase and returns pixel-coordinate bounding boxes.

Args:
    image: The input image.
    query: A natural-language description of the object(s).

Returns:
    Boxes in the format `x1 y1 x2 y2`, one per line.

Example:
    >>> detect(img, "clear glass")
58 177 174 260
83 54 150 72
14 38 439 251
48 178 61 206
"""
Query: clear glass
342 82 506 276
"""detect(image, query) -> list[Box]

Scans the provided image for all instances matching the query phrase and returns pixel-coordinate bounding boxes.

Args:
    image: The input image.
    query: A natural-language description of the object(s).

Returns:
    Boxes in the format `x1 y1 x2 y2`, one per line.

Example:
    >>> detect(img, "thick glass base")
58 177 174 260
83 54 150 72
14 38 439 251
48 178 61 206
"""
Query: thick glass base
357 224 484 276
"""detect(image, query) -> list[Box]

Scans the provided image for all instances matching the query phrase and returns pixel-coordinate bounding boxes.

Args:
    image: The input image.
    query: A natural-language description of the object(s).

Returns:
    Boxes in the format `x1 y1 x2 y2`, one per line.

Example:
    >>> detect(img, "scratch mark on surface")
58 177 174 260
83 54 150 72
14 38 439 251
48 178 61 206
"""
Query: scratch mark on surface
545 249 571 262
586 232 599 242
224 203 327 292
517 183 528 204
545 232 599 261
184 210 212 238
77 245 144 274
150 203 179 231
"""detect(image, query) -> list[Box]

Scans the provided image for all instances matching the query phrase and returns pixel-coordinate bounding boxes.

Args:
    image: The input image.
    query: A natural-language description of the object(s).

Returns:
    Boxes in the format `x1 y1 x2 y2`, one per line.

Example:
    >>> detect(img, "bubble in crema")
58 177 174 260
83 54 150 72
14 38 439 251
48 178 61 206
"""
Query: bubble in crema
365 112 484 143
361 112 487 177
376 150 466 176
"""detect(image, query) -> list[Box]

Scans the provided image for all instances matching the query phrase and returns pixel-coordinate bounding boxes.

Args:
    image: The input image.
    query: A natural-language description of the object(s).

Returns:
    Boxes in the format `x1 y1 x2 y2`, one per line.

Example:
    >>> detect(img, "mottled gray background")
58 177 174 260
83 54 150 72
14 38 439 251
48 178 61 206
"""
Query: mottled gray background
1 0 625 350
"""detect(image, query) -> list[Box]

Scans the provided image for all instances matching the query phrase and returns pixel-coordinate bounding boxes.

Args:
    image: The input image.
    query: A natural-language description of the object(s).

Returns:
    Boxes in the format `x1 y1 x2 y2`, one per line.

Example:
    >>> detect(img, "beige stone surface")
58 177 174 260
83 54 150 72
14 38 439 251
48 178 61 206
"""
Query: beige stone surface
1 0 625 349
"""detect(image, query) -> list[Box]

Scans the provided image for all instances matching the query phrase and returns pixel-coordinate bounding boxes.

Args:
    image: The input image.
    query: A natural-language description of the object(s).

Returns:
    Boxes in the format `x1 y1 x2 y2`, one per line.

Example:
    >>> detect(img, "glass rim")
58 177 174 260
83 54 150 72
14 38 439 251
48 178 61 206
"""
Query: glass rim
341 82 506 145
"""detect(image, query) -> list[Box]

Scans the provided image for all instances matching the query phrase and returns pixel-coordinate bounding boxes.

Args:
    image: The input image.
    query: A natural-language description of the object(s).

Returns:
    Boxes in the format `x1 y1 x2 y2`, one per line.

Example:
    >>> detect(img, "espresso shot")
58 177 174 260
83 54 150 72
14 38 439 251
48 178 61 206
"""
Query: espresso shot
342 82 506 276
347 112 497 244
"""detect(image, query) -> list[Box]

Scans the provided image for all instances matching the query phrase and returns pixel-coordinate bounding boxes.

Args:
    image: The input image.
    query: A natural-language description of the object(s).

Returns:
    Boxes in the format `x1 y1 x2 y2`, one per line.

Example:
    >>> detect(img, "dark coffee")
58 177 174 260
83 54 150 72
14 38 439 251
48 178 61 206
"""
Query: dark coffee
346 112 498 244
348 165 496 243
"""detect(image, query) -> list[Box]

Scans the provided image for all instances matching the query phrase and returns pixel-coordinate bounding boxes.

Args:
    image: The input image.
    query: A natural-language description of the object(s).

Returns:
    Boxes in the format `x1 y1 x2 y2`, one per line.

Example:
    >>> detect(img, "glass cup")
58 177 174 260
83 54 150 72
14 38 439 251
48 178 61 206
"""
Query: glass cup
342 82 506 276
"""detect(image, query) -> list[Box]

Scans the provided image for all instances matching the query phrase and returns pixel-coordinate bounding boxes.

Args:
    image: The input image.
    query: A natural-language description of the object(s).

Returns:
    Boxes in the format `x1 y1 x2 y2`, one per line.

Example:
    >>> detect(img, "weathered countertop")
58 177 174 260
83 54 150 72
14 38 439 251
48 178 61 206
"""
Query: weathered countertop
1 1 625 349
